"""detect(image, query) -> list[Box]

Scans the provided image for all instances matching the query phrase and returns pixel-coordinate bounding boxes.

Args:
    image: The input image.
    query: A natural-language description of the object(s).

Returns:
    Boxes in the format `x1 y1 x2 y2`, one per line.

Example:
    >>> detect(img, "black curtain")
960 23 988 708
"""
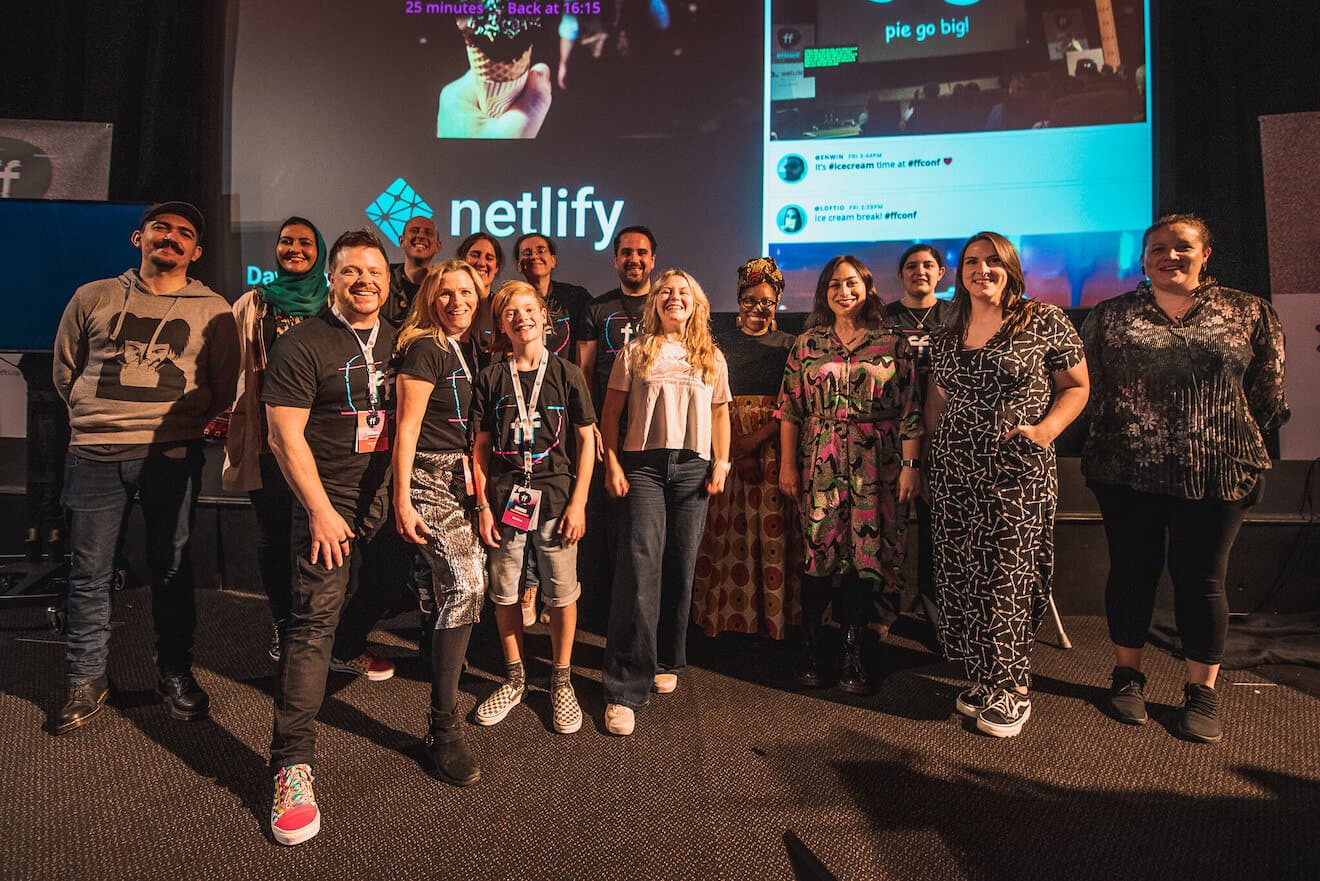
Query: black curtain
3 1 1319 298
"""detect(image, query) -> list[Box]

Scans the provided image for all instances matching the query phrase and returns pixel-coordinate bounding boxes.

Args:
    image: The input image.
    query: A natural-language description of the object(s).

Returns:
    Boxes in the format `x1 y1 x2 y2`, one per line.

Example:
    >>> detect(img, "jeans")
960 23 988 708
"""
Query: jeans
270 489 390 768
61 444 203 683
603 449 710 709
248 453 295 624
1091 480 1259 666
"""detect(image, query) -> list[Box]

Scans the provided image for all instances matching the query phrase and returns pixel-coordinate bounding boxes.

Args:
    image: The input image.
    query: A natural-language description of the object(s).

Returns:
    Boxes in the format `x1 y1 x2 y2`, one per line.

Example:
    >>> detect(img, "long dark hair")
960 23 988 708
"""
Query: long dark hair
805 255 885 329
946 231 1041 342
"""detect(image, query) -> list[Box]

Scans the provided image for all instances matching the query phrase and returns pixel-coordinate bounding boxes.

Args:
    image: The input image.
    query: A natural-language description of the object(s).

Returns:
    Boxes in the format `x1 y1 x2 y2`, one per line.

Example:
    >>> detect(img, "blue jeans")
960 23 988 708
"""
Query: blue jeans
603 449 710 709
61 444 203 683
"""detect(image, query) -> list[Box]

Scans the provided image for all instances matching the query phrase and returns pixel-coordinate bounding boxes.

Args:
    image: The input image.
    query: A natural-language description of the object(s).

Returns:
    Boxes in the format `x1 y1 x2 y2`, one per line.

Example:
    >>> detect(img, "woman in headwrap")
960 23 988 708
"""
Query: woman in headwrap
692 258 799 641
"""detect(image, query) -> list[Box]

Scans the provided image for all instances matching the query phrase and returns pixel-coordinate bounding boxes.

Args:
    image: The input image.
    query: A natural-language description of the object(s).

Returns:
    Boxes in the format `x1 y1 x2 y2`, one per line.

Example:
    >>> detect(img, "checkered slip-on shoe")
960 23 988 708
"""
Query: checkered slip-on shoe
474 680 525 726
550 679 582 734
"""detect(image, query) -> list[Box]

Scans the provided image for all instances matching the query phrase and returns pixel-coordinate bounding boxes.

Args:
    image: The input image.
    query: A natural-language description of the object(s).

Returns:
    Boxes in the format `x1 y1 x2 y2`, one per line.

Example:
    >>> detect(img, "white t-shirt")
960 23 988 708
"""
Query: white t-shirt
608 338 732 459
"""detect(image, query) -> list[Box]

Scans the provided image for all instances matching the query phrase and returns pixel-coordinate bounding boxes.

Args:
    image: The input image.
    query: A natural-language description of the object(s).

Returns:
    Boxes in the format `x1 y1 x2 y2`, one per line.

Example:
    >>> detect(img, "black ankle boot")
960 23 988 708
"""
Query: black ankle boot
426 709 481 786
795 622 825 687
836 626 871 695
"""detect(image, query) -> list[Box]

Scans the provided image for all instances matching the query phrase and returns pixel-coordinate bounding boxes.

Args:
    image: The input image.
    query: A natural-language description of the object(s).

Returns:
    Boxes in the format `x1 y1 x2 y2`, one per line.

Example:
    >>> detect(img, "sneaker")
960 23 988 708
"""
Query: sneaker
955 683 994 718
550 667 582 735
329 652 395 681
268 620 284 663
1107 666 1149 725
1178 683 1223 744
604 703 635 736
652 673 678 694
271 764 320 846
474 679 525 726
976 689 1032 738
521 586 537 627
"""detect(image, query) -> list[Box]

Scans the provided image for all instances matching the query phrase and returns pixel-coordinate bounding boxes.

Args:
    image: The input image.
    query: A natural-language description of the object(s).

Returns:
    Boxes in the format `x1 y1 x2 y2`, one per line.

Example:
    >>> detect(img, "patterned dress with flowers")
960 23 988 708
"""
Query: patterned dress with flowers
693 329 798 639
776 325 921 598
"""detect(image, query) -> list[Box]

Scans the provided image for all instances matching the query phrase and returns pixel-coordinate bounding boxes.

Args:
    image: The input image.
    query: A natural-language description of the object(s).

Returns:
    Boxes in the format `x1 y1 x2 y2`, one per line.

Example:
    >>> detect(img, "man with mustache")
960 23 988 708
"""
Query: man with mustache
383 215 440 327
575 225 656 410
51 201 239 735
261 229 399 845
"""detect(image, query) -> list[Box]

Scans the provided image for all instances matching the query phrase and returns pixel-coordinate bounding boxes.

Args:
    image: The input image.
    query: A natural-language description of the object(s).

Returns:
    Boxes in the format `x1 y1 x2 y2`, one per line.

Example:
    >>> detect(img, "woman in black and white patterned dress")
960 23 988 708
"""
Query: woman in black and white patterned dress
925 232 1089 738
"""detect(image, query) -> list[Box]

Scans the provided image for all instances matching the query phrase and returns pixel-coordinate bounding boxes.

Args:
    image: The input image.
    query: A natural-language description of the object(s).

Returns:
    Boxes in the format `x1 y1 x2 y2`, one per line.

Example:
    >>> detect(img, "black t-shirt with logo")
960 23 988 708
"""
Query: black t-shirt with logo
262 309 396 514
883 298 956 404
471 353 596 522
383 263 422 328
575 287 648 404
546 280 592 361
396 335 486 453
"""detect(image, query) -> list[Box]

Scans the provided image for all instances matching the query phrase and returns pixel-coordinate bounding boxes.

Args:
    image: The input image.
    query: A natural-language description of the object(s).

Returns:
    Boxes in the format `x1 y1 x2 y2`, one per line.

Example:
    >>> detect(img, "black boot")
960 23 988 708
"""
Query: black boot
795 620 824 687
157 671 210 721
426 709 481 786
836 625 871 695
54 676 109 734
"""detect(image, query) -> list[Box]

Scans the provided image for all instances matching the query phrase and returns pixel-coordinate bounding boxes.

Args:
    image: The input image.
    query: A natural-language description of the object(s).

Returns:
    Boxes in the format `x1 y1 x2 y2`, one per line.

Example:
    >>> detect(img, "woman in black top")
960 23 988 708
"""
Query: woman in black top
393 259 490 785
1081 214 1289 743
692 257 797 641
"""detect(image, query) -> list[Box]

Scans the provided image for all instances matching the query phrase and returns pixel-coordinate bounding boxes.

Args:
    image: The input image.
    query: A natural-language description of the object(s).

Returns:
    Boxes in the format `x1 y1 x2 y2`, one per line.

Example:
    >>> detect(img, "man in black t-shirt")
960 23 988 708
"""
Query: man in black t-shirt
261 229 397 847
383 215 440 327
574 225 656 409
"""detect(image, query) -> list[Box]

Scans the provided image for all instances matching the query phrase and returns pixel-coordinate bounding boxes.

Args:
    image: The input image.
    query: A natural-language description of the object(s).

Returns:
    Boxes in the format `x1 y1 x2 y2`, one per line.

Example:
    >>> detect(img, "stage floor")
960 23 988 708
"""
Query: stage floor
1 588 1317 881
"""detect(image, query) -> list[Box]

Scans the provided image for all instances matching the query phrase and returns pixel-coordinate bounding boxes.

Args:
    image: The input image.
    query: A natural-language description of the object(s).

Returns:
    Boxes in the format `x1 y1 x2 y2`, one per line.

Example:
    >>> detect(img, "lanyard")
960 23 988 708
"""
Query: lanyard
448 337 473 383
331 305 382 411
508 348 549 482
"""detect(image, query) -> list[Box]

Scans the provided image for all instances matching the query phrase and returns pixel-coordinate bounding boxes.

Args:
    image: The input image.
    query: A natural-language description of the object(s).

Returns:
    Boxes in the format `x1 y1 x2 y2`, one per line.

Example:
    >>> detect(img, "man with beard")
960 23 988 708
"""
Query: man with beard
383 215 440 327
51 201 239 735
261 229 399 846
575 225 656 410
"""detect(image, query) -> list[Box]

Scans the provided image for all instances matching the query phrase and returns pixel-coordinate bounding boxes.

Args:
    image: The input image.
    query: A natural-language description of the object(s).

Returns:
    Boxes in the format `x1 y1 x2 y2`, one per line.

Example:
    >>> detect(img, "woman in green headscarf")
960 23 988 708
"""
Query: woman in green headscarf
220 216 329 662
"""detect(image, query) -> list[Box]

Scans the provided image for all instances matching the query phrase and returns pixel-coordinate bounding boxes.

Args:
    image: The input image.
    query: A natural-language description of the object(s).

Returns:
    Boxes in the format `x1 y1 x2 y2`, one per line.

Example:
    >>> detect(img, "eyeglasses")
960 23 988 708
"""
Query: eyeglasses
739 298 779 311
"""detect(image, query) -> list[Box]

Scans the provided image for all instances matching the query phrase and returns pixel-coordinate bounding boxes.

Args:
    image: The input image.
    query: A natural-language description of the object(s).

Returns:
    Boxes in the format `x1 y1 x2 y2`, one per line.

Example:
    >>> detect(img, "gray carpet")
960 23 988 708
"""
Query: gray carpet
1 588 1317 881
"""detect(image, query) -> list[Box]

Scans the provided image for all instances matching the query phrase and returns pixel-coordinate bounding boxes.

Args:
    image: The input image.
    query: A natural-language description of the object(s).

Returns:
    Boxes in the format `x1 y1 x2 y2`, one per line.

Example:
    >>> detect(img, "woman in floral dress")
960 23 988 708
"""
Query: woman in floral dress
778 255 922 694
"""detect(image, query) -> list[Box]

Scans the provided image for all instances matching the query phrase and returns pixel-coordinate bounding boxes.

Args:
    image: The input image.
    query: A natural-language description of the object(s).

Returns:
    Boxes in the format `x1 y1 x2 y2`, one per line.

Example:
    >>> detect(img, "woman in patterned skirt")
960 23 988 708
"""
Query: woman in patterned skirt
1082 214 1288 743
778 256 922 694
693 257 798 640
926 232 1089 738
393 259 490 786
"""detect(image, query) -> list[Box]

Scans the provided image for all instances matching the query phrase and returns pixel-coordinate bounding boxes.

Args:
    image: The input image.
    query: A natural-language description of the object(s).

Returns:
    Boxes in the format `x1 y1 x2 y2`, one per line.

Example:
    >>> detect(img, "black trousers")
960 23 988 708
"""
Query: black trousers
1091 480 1259 666
248 453 296 624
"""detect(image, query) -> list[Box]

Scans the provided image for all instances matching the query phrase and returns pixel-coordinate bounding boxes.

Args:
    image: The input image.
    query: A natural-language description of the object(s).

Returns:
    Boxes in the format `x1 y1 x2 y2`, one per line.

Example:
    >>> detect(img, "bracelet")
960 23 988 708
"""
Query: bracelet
899 458 922 469
474 503 488 512
712 459 732 472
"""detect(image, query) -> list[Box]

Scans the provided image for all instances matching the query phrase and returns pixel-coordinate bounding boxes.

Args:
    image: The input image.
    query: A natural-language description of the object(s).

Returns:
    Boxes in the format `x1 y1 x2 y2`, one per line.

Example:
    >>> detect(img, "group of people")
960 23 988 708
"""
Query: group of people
49 202 1287 847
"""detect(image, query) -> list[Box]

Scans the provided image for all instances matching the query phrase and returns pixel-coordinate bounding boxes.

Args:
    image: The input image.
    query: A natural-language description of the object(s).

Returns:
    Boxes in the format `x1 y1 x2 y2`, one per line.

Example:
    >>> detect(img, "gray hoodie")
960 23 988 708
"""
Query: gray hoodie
53 270 240 447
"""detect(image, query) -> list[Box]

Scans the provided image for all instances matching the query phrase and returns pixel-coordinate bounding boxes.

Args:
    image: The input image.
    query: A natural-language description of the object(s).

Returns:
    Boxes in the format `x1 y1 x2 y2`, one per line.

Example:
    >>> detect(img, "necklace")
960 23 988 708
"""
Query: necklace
902 303 937 329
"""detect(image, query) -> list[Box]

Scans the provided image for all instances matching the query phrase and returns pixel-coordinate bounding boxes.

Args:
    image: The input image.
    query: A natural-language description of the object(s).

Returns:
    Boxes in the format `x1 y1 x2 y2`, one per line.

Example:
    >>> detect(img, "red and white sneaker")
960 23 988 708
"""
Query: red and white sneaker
271 763 320 846
329 652 395 681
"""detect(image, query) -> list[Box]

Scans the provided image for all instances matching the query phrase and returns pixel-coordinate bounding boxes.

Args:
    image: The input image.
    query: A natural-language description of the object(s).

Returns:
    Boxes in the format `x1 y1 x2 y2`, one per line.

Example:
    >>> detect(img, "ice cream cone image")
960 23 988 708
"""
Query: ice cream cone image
465 42 532 117
456 4 542 119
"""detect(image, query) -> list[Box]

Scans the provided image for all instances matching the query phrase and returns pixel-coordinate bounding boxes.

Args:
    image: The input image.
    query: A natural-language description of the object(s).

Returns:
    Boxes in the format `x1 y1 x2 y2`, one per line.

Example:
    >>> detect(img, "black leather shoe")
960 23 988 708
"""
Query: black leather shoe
157 672 210 721
836 626 871 695
425 710 481 786
794 625 825 687
54 676 109 734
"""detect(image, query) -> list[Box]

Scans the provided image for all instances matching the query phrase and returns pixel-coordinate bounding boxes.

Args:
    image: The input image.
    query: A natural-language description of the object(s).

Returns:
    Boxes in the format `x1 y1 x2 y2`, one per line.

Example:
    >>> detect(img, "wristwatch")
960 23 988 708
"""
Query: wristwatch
899 459 922 469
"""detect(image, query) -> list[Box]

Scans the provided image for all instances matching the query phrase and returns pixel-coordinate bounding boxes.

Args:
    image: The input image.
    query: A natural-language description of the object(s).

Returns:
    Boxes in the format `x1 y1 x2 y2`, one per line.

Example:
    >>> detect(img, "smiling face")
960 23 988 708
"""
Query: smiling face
517 235 556 282
737 282 779 336
464 238 500 288
134 214 202 272
899 248 946 300
1142 222 1211 294
653 274 695 334
826 261 867 322
614 232 655 291
434 270 479 337
499 291 547 347
329 245 388 325
401 217 439 263
276 223 317 275
960 238 1008 305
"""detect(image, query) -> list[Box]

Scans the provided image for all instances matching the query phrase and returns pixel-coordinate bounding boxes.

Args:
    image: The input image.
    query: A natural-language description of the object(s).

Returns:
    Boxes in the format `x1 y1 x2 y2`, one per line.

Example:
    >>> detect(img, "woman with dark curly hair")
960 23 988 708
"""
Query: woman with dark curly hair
1081 214 1288 743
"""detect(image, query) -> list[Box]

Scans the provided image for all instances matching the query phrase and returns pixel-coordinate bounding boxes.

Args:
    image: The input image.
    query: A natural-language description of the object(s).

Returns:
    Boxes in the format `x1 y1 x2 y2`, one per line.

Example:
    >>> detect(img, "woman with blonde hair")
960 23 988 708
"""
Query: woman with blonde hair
600 269 732 735
392 259 489 785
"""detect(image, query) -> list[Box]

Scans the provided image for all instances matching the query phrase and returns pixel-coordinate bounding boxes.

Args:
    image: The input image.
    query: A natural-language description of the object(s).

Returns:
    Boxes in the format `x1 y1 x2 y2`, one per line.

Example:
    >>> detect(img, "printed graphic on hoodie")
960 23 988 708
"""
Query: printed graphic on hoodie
95 312 190 402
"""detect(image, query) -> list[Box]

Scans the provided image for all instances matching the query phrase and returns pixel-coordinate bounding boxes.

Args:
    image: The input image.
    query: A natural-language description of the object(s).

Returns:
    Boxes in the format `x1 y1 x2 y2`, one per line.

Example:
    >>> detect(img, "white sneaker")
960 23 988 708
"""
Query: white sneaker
652 673 678 694
604 703 635 736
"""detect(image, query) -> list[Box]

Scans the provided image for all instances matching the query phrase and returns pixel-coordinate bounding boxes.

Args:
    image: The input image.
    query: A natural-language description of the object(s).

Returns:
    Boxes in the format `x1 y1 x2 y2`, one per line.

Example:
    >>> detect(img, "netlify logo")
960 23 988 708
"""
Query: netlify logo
0 138 53 198
450 185 625 251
